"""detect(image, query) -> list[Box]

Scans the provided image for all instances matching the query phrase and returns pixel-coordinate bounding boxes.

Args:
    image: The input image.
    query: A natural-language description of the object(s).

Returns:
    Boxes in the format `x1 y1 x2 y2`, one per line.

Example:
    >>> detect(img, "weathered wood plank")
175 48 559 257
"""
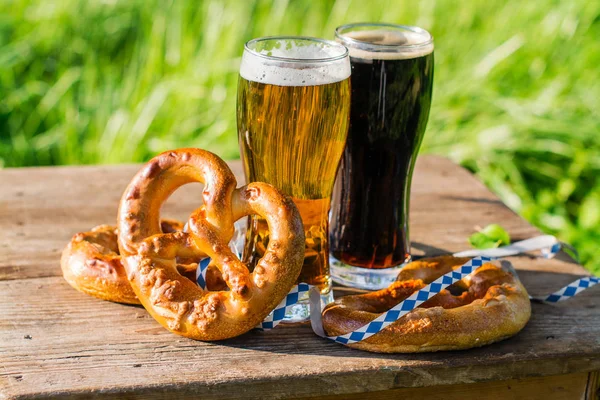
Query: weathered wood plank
0 155 598 399
298 372 592 400
1 275 599 399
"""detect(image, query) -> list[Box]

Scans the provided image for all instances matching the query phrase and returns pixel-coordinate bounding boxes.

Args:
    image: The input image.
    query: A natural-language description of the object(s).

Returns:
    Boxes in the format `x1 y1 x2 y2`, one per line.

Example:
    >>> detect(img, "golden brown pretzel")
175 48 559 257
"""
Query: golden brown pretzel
118 148 305 340
322 256 531 353
61 220 226 304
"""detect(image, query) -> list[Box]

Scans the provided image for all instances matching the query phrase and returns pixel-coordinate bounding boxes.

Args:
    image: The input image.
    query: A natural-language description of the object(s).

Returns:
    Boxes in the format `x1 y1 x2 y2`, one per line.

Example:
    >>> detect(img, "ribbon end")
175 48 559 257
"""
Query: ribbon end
309 287 326 338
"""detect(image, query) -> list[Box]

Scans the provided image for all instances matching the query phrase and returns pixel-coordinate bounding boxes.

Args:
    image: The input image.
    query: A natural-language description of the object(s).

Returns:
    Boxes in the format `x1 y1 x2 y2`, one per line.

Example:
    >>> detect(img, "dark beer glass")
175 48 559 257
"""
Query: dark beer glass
330 23 434 289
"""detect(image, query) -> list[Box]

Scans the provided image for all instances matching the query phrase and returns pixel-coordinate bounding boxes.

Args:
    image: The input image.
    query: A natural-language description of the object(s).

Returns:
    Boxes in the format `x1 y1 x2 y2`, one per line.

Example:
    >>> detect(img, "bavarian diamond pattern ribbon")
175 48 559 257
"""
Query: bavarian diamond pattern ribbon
195 257 211 290
541 242 562 259
256 283 310 330
530 276 600 303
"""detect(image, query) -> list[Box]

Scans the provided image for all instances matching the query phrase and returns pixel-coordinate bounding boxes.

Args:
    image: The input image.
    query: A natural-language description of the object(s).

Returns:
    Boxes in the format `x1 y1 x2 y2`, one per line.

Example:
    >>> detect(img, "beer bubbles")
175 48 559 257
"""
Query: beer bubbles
240 37 350 87
341 27 434 61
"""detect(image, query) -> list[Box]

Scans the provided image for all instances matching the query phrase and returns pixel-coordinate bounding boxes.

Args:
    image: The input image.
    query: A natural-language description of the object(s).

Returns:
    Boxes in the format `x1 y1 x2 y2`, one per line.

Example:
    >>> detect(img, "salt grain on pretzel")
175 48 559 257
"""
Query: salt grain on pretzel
322 256 531 353
117 148 305 340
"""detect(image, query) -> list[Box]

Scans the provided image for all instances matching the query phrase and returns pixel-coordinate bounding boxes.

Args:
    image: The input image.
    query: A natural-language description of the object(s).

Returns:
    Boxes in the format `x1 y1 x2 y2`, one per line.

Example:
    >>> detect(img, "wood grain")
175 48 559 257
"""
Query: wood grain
297 372 591 400
1 156 598 399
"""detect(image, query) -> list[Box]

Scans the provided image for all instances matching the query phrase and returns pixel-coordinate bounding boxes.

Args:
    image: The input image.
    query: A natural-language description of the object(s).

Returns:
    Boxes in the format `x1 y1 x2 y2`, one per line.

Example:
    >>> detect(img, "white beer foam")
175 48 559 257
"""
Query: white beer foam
342 30 434 61
240 40 350 87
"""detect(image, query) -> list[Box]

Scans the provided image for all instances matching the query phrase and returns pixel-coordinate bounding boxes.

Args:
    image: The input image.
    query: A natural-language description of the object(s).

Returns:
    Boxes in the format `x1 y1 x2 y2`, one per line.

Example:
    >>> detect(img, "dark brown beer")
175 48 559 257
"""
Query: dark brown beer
330 26 434 269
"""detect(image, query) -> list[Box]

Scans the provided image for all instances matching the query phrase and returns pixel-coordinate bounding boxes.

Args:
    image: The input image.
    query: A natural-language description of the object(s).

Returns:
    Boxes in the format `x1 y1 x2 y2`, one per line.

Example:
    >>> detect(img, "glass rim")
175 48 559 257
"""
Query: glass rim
244 36 349 64
335 22 433 52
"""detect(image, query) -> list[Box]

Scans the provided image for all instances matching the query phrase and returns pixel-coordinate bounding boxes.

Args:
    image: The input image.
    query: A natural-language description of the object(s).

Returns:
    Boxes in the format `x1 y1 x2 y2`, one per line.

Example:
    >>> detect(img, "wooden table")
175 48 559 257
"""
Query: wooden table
1 156 598 399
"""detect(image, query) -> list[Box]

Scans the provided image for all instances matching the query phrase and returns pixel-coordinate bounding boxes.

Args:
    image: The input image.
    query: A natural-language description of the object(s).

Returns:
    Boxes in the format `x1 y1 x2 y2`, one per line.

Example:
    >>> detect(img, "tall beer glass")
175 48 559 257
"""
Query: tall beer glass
330 23 434 289
237 37 351 319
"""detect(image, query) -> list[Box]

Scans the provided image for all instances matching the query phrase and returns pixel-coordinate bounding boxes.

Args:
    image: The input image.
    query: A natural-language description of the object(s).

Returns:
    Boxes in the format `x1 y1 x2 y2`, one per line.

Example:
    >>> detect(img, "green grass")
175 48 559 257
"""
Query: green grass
1 0 599 274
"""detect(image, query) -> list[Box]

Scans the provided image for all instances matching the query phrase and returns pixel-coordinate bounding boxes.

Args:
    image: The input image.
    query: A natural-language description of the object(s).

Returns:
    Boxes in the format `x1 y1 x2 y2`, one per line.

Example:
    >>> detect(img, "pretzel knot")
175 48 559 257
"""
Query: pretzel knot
117 148 305 340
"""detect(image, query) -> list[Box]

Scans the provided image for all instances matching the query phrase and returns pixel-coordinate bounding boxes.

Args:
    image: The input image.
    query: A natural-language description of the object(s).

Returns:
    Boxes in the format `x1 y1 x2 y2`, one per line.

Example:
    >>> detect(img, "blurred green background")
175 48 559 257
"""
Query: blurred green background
1 0 599 273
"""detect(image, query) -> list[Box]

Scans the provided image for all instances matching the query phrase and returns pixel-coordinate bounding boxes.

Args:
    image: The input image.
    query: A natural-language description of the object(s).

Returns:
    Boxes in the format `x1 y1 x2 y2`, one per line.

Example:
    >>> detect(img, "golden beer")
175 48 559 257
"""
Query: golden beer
237 37 351 304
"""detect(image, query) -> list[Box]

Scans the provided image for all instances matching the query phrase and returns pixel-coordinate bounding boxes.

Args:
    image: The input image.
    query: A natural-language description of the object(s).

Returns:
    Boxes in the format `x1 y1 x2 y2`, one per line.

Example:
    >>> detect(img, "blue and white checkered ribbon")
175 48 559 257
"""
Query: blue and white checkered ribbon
194 235 598 344
257 283 310 330
195 257 212 290
530 275 600 302
541 241 562 259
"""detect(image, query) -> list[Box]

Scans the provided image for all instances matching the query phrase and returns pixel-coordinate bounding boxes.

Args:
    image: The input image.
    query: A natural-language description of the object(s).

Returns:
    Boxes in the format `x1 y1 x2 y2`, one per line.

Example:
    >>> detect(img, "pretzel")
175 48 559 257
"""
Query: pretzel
61 220 227 304
322 256 531 353
117 148 305 340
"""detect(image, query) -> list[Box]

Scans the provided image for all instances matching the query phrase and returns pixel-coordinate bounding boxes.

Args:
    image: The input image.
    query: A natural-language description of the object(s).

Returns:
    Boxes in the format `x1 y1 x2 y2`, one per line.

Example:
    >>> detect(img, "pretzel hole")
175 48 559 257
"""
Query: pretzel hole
175 263 199 284
88 234 119 257
446 282 469 296
160 182 206 223
241 216 267 270
160 221 180 234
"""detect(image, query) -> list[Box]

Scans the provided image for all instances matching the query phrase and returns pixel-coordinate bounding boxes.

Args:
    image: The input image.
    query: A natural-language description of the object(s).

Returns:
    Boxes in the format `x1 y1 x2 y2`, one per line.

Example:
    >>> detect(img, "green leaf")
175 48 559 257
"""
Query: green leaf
480 224 511 245
469 224 511 249
469 232 499 249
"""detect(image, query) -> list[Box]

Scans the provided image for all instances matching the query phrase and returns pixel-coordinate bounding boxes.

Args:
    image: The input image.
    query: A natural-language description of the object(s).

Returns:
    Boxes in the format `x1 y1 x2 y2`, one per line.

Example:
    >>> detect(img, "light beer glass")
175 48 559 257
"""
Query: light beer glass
330 23 434 289
237 37 351 319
